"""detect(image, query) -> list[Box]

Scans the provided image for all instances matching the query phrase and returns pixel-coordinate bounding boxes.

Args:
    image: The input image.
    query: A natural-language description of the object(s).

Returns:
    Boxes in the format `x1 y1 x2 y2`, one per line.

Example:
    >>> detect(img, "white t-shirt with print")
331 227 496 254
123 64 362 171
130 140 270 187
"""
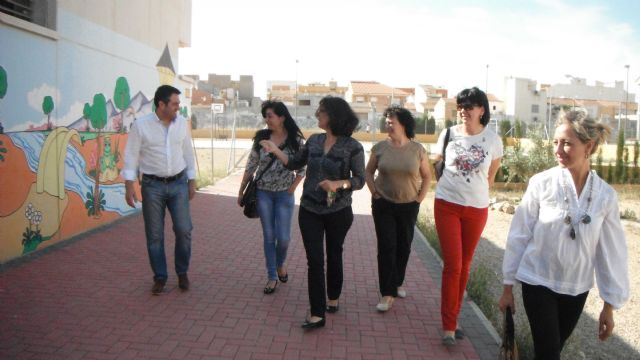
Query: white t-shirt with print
434 125 503 208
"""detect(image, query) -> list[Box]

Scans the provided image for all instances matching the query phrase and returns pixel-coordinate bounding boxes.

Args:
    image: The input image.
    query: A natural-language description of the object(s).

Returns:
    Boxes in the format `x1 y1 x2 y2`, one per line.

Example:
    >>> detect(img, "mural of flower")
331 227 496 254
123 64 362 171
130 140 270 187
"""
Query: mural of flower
22 203 44 253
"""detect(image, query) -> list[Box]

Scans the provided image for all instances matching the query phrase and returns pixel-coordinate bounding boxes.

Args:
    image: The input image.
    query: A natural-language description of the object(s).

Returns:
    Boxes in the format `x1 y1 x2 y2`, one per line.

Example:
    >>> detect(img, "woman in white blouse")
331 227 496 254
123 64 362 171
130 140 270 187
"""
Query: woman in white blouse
499 110 629 360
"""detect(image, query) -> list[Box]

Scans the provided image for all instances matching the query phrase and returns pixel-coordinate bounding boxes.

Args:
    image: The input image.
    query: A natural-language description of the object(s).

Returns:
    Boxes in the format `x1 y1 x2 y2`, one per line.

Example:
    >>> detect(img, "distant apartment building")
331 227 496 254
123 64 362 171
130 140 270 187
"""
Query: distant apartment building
345 81 410 131
197 73 254 104
504 76 637 139
414 85 448 114
433 98 458 128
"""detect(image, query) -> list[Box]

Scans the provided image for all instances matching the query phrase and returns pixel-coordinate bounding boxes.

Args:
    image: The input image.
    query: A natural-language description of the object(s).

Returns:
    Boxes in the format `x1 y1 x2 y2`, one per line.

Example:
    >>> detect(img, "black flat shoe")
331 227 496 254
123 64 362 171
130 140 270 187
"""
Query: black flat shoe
326 304 339 313
455 328 465 339
263 280 278 294
301 318 325 329
278 273 289 283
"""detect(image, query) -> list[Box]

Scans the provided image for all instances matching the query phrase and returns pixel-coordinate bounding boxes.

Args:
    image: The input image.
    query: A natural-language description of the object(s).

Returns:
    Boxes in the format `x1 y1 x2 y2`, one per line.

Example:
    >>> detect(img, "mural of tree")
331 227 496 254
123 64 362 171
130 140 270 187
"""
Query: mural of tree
42 95 54 130
113 77 130 133
89 93 107 217
0 65 5 135
83 103 92 131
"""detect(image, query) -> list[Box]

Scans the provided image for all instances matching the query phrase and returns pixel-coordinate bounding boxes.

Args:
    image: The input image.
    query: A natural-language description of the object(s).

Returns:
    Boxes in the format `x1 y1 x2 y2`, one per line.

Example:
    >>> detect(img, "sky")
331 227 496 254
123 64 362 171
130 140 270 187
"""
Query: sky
178 0 640 101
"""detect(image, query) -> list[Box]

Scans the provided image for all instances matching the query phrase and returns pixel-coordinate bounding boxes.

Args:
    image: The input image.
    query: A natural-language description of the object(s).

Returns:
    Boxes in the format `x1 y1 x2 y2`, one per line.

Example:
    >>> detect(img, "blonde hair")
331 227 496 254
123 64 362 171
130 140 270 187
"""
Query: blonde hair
556 110 611 155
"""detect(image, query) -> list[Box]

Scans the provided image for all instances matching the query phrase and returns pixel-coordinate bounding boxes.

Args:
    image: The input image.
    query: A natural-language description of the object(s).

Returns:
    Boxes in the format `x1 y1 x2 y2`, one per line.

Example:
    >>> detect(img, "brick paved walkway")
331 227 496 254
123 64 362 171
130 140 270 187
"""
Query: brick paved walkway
0 171 499 359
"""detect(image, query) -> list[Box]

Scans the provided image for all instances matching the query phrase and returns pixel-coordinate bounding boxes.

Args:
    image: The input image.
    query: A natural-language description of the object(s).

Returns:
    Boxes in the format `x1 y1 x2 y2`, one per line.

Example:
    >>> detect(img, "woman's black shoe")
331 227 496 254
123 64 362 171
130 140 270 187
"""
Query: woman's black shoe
301 318 325 329
278 273 288 283
326 304 339 313
263 280 278 294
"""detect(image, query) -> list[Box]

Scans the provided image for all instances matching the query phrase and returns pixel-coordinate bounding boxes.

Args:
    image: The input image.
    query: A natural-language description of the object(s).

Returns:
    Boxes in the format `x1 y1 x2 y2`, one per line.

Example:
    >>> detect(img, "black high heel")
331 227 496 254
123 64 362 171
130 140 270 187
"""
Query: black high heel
263 280 278 294
278 273 288 283
301 317 325 329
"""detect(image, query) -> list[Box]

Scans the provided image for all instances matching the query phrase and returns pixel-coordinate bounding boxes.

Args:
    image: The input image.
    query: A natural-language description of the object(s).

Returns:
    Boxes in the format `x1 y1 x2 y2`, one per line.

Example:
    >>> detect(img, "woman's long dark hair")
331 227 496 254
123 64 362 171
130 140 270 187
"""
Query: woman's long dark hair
253 100 305 152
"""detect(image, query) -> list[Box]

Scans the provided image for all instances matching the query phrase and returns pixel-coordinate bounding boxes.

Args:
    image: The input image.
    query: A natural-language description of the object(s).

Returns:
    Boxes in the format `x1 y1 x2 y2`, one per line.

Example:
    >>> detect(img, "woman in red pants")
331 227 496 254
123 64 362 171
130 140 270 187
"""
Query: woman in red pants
433 87 503 345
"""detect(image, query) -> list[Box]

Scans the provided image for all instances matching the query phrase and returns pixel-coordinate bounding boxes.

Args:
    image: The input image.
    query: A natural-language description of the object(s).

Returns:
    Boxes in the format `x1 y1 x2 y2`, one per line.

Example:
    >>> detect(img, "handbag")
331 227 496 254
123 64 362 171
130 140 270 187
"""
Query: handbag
434 127 451 181
240 155 277 219
498 307 519 360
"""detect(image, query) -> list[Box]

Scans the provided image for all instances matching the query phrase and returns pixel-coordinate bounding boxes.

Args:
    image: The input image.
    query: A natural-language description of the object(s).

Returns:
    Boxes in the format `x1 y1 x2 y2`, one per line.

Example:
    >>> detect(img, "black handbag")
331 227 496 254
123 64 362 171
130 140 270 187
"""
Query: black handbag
240 155 277 219
434 127 451 181
498 307 519 360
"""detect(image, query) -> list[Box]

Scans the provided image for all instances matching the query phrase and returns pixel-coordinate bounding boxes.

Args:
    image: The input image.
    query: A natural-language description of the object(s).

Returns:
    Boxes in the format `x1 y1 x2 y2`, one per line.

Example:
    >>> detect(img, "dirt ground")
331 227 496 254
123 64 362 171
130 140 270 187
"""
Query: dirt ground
420 187 640 359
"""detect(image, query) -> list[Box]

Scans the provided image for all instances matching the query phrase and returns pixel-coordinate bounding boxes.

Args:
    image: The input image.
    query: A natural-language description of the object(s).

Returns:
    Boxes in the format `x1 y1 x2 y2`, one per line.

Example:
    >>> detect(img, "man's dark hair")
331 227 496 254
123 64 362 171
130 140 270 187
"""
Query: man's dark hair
154 85 181 108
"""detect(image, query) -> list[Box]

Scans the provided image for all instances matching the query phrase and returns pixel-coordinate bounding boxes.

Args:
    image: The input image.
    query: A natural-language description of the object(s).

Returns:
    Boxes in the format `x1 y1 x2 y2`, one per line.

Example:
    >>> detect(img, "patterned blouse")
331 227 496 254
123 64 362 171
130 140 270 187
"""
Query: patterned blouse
245 136 306 192
286 133 365 214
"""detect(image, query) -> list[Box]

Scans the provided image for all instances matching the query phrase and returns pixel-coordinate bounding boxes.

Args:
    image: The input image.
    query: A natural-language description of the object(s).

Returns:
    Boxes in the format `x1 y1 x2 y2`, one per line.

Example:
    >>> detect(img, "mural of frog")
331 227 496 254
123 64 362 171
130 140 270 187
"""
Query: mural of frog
99 136 120 182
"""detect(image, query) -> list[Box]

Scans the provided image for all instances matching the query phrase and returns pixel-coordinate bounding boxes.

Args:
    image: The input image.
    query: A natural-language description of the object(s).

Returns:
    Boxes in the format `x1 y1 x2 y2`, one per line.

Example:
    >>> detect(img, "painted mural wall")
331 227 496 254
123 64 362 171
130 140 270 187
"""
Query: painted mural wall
0 8 187 263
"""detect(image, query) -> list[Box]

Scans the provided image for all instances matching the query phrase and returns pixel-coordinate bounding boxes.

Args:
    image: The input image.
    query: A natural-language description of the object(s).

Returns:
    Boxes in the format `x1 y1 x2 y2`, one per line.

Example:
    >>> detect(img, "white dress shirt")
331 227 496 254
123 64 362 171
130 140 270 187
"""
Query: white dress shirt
502 166 629 309
122 112 196 181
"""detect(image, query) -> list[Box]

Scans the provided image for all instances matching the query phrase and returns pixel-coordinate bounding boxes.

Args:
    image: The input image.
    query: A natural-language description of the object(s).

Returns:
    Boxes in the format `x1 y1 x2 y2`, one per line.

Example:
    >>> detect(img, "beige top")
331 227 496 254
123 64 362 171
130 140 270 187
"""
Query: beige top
372 140 426 203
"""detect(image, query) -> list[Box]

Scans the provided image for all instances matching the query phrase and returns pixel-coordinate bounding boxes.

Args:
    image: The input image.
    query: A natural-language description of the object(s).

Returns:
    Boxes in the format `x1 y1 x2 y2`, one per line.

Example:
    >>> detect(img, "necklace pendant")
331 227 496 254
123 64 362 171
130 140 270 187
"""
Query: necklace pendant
570 227 576 240
564 215 572 225
581 214 591 224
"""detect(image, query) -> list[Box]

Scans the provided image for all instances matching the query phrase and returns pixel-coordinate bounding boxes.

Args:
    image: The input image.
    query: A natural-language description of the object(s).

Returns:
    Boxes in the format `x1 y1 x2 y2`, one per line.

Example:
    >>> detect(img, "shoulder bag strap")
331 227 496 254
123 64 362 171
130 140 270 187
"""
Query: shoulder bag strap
442 127 451 163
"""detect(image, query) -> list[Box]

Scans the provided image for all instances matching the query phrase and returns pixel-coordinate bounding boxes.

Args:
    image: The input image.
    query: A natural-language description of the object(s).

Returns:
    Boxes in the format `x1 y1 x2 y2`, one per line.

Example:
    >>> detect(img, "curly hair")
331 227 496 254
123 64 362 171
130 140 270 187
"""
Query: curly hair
556 109 611 155
383 106 416 138
319 96 359 137
456 87 490 126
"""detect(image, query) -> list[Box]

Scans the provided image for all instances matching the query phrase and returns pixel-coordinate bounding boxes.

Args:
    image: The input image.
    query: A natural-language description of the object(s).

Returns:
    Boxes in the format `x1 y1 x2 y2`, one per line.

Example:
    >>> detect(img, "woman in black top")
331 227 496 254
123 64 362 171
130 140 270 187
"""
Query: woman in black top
260 96 365 329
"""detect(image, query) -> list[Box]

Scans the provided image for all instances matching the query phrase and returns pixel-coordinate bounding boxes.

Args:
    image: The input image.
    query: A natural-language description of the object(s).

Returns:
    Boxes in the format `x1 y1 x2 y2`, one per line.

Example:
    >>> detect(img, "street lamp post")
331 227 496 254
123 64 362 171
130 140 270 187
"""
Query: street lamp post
625 64 630 139
547 89 553 139
295 59 299 121
485 64 489 94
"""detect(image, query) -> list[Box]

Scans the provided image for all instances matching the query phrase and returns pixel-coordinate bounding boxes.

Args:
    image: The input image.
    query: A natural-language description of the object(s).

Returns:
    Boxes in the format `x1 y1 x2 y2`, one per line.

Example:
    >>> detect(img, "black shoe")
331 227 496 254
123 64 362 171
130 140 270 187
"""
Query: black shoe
301 317 325 329
263 280 278 294
455 328 465 339
178 274 190 291
278 273 289 283
326 304 339 313
151 280 166 295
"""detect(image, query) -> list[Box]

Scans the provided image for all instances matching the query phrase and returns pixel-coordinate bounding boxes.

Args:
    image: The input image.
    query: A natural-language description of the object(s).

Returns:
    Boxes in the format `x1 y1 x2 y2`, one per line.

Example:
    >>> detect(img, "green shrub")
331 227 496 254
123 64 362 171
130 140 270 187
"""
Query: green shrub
502 125 556 183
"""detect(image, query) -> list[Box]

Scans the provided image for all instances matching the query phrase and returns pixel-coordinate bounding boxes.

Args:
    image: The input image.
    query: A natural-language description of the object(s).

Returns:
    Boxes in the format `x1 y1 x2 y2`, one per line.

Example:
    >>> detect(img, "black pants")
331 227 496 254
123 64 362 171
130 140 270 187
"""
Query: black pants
372 197 420 297
299 206 354 318
521 282 589 360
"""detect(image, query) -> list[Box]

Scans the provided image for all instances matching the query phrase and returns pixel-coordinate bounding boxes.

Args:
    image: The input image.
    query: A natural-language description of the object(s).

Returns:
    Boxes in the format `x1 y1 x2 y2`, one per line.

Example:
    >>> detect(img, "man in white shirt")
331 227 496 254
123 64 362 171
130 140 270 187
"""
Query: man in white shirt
123 85 197 295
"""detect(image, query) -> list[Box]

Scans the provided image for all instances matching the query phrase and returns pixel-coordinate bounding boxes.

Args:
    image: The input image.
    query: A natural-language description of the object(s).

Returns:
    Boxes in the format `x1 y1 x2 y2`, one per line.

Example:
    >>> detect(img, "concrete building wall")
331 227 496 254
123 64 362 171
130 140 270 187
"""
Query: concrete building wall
0 0 192 263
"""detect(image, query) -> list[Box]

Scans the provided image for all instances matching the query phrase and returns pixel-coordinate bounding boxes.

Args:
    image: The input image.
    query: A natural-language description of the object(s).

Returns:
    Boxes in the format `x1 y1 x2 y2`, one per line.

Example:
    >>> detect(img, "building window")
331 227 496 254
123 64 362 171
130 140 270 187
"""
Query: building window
370 97 378 103
531 104 539 113
355 96 365 103
0 0 57 30
298 99 311 106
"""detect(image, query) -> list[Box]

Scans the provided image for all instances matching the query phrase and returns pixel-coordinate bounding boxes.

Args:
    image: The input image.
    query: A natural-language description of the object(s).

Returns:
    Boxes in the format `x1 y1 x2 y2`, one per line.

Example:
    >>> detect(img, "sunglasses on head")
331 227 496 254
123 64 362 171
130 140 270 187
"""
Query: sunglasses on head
456 103 477 111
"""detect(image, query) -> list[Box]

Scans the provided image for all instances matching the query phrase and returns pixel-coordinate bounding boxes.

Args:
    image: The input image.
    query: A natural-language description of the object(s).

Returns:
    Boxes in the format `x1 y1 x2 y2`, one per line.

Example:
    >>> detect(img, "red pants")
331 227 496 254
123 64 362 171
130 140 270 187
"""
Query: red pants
434 198 488 331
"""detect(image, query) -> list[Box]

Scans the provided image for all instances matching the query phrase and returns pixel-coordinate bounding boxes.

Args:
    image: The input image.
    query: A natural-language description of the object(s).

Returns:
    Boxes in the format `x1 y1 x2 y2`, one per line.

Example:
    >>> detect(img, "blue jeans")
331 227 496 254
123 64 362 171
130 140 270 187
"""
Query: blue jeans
141 174 193 282
256 189 295 281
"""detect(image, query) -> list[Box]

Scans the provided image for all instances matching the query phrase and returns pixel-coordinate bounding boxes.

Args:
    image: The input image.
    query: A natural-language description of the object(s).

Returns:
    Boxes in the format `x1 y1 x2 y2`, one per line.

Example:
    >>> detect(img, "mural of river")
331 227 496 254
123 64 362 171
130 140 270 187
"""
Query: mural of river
9 132 138 216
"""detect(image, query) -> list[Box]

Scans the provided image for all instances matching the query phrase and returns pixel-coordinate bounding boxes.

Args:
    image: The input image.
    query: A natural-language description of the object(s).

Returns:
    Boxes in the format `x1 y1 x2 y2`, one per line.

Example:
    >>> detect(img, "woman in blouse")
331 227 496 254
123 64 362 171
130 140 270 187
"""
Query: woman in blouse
238 100 305 294
499 110 629 360
433 87 503 345
365 106 431 312
260 96 365 330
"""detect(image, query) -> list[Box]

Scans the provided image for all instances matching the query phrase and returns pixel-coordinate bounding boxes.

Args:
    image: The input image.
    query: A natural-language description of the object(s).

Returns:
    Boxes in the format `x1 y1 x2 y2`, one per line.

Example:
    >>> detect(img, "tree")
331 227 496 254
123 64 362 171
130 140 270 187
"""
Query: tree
607 161 614 184
595 147 604 179
113 77 131 133
427 116 436 134
415 114 426 134
83 103 92 131
501 125 555 183
89 93 107 217
615 130 625 183
514 119 523 138
622 147 629 183
42 96 54 130
499 120 511 137
0 66 7 134
633 141 639 184
0 66 7 100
